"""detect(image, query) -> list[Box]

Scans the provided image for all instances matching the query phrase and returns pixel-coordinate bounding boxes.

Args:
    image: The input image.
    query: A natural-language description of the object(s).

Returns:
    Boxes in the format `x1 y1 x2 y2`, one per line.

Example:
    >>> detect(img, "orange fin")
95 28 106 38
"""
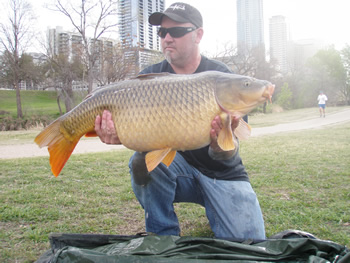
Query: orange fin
217 113 235 151
161 150 177 167
145 148 173 172
34 118 80 177
234 119 251 140
85 131 98 137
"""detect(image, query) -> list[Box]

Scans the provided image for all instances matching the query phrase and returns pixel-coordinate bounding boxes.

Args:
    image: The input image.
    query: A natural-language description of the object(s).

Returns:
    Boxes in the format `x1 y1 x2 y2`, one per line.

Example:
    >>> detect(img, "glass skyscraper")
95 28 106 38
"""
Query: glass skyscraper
236 0 265 55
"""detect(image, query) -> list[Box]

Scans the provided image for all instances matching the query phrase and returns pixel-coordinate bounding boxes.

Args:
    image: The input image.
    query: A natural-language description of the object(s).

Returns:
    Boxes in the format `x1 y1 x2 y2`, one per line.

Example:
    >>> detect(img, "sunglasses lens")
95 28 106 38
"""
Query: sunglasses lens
170 28 186 38
157 27 195 38
157 28 166 38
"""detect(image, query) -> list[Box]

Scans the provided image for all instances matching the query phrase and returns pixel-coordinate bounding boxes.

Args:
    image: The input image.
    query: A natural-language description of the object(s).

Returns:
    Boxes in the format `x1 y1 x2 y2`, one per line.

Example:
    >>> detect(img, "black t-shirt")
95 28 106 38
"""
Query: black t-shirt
139 56 249 182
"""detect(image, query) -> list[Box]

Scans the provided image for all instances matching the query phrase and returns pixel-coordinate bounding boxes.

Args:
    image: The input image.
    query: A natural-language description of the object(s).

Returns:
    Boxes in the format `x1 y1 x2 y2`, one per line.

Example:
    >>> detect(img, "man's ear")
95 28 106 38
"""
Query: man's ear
195 28 204 44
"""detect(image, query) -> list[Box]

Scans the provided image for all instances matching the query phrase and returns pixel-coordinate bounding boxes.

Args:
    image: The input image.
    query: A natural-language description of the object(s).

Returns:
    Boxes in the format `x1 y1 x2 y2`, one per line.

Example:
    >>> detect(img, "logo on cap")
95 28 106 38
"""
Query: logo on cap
169 4 186 11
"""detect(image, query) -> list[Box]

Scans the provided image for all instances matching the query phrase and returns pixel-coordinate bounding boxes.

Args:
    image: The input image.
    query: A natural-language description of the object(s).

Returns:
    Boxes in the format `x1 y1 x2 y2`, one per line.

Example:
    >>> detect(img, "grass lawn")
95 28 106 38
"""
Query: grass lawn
0 90 87 118
0 107 349 262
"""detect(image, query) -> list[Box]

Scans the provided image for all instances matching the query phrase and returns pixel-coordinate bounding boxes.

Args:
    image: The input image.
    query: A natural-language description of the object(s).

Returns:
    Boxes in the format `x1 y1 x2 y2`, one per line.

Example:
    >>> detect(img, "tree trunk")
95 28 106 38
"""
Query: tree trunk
63 81 74 112
14 82 23 118
56 92 63 115
87 66 94 93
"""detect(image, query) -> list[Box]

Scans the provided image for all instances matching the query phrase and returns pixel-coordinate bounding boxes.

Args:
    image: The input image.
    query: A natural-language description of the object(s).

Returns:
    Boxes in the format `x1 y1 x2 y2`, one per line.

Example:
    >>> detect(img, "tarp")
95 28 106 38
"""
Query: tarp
36 231 350 263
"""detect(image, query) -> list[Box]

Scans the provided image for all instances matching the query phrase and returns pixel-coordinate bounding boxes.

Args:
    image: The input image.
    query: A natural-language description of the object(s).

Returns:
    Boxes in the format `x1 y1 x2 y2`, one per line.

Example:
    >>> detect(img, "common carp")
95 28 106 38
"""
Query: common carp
35 71 274 177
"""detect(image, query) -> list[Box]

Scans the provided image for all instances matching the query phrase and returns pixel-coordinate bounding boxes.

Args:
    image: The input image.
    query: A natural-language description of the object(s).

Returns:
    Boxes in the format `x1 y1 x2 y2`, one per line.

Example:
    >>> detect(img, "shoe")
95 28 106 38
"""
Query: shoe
131 152 152 186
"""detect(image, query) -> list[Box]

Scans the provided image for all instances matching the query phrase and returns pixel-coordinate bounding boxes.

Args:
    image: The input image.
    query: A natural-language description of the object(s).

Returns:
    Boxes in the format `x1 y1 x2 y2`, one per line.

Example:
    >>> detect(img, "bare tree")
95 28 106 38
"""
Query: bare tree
49 0 119 93
95 42 135 86
212 43 277 79
42 41 84 113
212 42 256 76
0 0 35 118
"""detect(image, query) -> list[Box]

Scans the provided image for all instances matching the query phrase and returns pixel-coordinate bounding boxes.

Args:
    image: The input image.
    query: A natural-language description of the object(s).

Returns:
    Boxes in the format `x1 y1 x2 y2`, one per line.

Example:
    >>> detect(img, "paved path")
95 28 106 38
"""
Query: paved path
251 109 350 136
1 109 350 159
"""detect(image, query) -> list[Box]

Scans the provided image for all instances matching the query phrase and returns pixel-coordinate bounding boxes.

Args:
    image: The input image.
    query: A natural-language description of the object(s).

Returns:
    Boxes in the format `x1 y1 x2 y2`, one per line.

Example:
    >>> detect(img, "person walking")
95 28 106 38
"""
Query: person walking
94 2 265 241
317 91 328 117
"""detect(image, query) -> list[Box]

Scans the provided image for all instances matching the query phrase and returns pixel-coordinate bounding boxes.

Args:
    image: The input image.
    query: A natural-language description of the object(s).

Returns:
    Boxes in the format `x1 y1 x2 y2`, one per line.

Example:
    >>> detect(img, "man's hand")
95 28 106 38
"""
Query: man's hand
208 115 239 160
95 110 121 145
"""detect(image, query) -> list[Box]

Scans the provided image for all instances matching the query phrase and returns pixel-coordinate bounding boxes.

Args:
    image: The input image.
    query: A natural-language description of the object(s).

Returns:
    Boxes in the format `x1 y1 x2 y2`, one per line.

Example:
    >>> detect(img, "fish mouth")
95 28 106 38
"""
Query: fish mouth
263 84 275 103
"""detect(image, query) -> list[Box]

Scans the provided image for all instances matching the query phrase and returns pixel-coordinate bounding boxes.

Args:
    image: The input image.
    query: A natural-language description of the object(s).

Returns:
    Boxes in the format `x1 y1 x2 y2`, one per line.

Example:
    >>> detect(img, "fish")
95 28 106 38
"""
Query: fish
34 71 275 177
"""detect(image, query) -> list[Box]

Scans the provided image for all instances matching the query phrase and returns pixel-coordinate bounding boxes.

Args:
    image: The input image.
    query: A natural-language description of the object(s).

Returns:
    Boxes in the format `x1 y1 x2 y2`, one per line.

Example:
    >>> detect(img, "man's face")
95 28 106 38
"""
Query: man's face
160 17 199 66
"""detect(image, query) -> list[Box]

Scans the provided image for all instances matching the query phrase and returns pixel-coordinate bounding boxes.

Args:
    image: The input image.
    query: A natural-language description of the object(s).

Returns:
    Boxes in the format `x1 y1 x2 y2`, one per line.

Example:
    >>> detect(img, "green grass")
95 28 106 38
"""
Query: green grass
0 90 87 118
0 107 350 262
1 90 58 117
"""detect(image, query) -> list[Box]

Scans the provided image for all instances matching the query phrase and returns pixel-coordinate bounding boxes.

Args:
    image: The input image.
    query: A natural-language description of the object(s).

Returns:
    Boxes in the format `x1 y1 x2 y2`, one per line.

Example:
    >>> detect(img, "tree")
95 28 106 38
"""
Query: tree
276 82 293 109
306 46 346 106
95 43 142 86
0 0 35 118
42 48 84 113
212 43 277 79
50 0 120 93
340 44 350 105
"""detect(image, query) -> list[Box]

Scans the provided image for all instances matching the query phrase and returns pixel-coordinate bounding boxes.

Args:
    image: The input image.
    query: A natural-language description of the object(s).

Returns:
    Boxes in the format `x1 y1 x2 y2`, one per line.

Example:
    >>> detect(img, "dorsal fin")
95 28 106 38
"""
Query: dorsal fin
136 72 173 80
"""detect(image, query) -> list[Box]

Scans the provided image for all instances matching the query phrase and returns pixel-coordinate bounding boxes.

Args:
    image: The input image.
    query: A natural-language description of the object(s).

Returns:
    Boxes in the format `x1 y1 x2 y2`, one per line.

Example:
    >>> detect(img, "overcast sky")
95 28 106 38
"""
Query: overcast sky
6 0 350 54
166 0 350 54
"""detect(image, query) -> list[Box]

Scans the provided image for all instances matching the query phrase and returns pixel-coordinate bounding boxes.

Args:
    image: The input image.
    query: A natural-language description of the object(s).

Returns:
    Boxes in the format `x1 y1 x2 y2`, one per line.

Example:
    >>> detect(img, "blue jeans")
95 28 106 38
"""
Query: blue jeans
129 152 265 240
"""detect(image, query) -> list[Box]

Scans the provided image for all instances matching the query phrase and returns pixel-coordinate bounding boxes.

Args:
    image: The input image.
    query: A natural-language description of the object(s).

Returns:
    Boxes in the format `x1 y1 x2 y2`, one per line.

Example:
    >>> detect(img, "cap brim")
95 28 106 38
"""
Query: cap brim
149 12 190 26
149 12 163 25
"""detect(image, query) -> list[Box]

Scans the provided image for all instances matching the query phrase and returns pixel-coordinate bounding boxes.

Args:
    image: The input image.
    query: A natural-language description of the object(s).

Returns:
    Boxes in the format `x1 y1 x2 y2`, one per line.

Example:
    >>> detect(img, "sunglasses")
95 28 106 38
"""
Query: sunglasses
157 27 197 38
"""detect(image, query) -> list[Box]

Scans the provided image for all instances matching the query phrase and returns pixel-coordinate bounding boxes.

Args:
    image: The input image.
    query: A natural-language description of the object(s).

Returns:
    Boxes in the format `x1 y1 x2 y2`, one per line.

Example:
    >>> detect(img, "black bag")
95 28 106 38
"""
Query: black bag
36 230 349 263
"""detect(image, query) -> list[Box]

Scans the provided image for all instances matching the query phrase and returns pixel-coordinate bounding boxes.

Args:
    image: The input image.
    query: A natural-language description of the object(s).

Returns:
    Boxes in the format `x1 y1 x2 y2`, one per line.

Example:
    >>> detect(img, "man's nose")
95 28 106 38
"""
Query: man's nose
163 32 173 41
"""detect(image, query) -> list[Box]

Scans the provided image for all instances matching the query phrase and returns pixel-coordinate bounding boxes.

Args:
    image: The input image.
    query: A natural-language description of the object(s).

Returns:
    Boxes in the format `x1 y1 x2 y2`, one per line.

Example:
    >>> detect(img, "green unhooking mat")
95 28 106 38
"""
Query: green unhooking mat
36 231 349 262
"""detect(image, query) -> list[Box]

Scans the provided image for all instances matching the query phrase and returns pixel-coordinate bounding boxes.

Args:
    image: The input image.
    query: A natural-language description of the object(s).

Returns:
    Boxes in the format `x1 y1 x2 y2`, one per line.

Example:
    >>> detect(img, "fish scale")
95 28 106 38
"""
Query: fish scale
35 71 274 176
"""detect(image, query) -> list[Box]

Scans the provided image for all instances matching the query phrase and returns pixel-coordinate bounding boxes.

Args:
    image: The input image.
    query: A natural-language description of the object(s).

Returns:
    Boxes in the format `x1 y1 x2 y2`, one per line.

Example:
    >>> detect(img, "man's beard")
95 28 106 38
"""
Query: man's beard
164 50 172 64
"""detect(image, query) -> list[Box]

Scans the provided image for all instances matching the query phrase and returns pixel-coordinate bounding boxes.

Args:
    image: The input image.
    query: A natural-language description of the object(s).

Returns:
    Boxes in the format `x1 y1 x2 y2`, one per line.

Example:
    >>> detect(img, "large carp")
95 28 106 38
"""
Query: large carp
35 71 274 177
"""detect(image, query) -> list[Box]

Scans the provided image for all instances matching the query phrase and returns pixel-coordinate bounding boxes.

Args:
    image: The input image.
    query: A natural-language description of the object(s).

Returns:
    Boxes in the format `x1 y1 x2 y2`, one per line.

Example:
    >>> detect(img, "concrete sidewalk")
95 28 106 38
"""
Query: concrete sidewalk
251 108 350 136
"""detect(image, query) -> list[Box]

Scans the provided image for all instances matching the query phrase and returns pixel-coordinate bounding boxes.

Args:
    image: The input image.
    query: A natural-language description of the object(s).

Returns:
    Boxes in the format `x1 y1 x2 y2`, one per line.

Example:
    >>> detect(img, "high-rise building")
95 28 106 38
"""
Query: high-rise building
288 39 326 70
236 0 265 55
119 0 165 72
269 15 288 73
46 26 117 89
46 27 83 59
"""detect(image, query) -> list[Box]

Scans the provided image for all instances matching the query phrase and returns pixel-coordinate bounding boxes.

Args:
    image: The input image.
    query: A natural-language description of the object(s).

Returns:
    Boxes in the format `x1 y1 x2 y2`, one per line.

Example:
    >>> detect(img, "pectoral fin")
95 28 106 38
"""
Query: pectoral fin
145 148 176 172
217 113 235 151
234 118 251 140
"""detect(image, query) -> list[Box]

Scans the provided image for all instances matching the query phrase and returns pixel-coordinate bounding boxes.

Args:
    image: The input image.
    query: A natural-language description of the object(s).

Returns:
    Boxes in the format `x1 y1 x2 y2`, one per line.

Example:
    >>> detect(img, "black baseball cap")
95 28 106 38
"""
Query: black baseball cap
149 2 203 28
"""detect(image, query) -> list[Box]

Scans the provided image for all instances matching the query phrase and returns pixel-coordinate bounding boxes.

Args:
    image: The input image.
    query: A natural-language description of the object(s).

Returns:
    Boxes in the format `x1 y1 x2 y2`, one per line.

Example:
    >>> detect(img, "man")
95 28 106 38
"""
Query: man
95 2 265 241
317 91 328 117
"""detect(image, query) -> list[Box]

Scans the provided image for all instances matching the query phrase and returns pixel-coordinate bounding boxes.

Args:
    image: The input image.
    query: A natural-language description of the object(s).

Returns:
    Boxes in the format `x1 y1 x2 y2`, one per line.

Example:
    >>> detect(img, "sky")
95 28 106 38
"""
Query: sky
7 0 350 54
165 0 350 55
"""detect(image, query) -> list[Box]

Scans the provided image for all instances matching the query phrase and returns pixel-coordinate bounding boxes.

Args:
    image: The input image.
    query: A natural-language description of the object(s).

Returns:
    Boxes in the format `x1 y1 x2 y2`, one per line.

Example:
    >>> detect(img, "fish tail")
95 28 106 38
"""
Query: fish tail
34 118 80 177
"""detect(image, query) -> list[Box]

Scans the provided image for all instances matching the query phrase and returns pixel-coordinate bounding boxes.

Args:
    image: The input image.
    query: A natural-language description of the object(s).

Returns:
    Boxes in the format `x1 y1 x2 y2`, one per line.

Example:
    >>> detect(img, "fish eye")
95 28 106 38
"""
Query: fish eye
244 81 250 87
